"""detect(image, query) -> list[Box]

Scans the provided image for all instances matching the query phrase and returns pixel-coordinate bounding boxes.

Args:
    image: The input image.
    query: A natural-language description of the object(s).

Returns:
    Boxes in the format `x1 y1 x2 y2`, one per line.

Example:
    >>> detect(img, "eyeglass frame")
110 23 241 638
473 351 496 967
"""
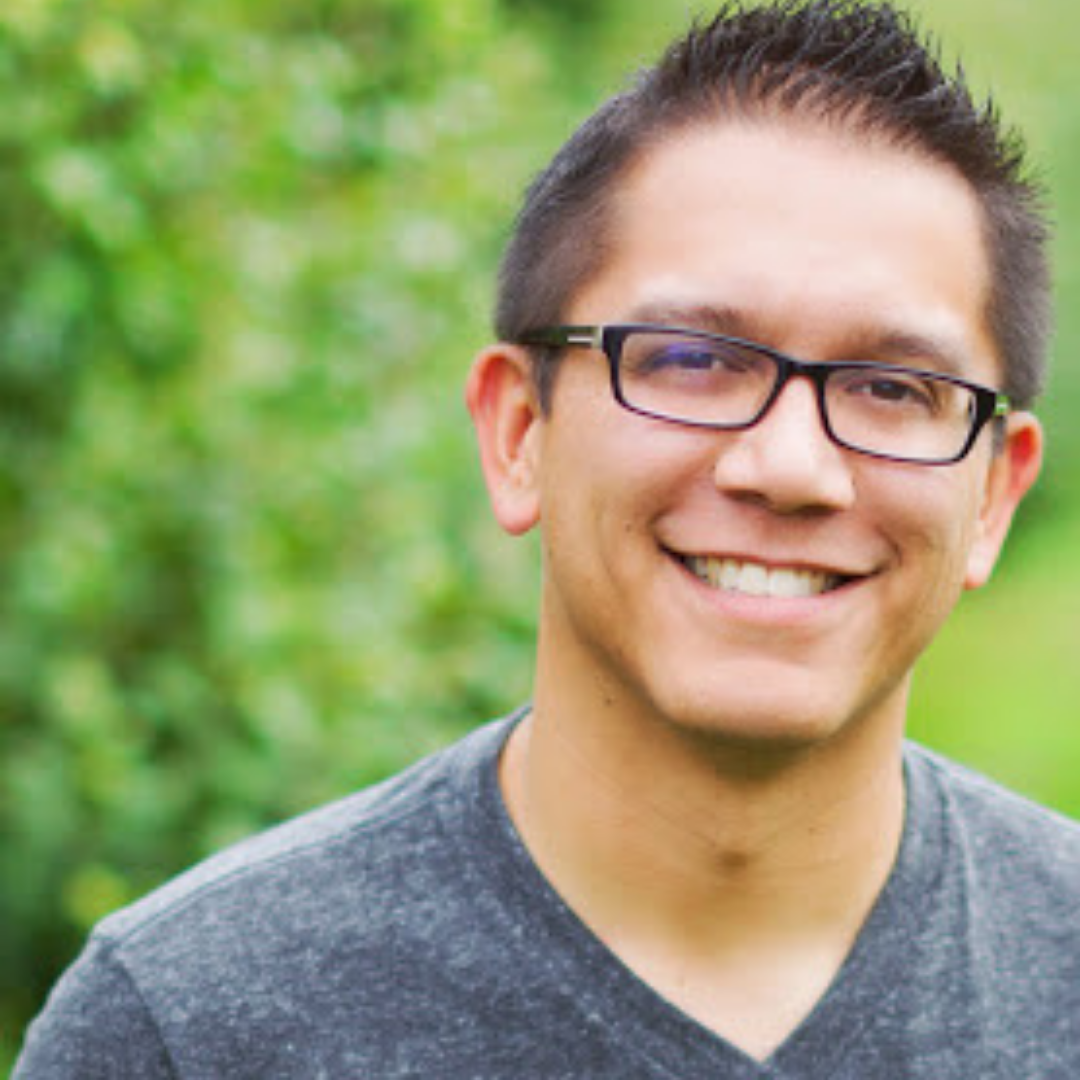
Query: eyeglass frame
515 323 1012 466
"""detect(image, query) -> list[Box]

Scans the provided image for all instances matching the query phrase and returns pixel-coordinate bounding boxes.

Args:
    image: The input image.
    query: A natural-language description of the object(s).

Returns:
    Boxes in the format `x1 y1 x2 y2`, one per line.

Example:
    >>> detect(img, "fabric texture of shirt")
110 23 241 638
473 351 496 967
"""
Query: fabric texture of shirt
15 710 1080 1077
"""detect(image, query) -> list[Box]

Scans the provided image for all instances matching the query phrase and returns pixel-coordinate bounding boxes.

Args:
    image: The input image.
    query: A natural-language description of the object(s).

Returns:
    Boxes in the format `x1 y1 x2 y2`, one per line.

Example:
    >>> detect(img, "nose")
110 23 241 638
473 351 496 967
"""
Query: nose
712 377 856 515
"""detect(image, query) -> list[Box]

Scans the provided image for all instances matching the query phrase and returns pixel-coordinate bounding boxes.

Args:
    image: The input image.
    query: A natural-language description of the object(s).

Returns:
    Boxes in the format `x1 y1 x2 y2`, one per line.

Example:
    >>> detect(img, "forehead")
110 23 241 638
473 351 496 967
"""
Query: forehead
572 120 997 380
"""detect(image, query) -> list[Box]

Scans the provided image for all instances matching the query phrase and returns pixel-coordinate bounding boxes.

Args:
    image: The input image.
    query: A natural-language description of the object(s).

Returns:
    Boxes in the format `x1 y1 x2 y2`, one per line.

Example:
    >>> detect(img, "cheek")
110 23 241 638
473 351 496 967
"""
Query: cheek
543 387 700 519
874 465 985 600
535 419 710 645
845 470 983 702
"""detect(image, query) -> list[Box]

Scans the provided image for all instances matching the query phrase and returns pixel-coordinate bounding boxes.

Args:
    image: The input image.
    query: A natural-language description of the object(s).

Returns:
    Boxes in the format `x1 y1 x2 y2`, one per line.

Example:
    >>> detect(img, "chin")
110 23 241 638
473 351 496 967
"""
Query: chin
637 656 909 764
679 713 843 757
651 689 872 766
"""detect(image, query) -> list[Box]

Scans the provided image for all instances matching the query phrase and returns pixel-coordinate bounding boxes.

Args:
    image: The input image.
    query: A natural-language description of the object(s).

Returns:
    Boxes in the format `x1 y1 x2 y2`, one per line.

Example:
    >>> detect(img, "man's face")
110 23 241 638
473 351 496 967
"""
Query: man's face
472 120 1041 751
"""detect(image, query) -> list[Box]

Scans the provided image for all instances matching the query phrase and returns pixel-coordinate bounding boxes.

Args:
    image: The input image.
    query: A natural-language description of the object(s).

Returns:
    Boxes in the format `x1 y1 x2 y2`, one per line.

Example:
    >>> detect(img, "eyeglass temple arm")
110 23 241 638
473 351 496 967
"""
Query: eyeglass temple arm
517 326 603 348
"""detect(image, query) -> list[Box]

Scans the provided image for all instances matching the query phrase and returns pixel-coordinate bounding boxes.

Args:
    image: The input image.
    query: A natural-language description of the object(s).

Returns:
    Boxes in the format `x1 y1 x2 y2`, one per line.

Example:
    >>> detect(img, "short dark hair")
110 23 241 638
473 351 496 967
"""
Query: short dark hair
495 0 1051 410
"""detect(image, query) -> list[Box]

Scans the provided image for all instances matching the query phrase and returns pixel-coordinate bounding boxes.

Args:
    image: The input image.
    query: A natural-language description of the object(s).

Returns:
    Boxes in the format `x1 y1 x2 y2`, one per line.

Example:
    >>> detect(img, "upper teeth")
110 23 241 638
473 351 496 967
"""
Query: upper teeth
684 556 840 598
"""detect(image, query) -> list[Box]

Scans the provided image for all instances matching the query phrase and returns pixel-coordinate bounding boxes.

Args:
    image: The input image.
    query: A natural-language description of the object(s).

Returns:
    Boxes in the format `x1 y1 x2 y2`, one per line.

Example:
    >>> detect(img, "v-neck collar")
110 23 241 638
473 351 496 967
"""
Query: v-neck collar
454 713 942 1078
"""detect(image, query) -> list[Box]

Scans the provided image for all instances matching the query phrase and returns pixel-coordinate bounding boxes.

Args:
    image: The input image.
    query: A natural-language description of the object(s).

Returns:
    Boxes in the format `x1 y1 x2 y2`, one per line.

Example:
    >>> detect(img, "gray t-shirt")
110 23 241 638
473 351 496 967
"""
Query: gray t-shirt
15 712 1080 1077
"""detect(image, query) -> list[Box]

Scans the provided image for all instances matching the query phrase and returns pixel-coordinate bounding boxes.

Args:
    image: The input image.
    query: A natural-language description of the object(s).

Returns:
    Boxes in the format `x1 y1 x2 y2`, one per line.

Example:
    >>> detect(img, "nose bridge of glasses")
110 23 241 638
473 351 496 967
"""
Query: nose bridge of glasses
754 350 834 436
712 350 858 511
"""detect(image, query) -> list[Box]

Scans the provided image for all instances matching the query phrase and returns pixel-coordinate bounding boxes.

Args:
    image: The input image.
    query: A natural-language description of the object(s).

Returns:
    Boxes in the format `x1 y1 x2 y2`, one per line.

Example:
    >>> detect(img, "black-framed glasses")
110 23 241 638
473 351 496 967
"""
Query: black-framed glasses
517 324 1011 466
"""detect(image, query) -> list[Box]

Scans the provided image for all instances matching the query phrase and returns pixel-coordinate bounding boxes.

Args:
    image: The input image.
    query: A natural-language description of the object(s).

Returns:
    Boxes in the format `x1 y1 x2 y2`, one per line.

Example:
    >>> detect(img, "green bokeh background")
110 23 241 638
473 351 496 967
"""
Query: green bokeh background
2 0 1077 1065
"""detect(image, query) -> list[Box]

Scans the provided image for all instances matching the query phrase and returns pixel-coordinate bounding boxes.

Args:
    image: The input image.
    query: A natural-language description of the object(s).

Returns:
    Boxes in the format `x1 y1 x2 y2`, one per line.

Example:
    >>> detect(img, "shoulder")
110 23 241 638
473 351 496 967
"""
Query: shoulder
16 716 520 1075
905 741 1080 911
899 743 1080 1065
100 716 514 952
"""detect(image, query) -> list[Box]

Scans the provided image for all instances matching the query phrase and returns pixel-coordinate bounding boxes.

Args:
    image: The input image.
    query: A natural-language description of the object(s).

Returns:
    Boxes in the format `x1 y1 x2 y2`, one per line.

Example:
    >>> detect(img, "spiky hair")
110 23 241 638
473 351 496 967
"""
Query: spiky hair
496 0 1050 409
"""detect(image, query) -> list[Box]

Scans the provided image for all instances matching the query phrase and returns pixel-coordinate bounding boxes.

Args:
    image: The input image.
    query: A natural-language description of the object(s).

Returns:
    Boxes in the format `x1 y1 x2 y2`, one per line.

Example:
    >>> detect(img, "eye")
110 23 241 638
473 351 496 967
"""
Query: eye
626 338 764 379
644 345 729 371
837 369 941 414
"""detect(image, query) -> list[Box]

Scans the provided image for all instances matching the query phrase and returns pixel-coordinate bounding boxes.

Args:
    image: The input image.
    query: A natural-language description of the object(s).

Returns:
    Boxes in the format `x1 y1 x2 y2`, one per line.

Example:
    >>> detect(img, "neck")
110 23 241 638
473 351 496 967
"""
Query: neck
498 683 906 1057
501 693 906 919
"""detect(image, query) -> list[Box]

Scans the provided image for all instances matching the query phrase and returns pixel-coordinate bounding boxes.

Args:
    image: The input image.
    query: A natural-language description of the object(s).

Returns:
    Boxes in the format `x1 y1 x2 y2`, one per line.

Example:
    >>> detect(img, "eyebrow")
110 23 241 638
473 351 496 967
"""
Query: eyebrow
618 299 972 378
622 300 754 339
852 329 969 378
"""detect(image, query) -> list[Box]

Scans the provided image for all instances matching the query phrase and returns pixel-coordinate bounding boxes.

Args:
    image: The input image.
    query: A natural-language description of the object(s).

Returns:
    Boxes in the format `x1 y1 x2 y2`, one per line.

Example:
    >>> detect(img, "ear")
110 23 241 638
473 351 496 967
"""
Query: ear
465 344 544 536
964 412 1044 590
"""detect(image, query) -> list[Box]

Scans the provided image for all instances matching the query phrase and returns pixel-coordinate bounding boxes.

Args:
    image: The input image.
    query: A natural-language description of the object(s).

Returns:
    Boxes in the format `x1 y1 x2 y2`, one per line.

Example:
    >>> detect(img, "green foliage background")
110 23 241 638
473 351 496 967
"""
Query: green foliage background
2 0 1078 1064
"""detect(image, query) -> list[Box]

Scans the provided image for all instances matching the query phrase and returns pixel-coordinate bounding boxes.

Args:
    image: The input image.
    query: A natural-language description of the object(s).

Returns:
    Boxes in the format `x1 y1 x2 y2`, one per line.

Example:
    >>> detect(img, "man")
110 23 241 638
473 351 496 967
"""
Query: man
17 1 1078 1076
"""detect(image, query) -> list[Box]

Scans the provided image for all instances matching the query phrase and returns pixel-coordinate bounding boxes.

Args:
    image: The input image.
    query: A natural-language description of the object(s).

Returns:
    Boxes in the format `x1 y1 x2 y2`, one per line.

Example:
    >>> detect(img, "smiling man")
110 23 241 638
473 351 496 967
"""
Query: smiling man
16 2 1080 1077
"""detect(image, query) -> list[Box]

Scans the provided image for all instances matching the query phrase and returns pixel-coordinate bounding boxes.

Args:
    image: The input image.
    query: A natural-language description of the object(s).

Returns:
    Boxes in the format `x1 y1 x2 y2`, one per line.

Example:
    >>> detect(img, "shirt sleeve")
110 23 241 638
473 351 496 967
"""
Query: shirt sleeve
13 936 177 1079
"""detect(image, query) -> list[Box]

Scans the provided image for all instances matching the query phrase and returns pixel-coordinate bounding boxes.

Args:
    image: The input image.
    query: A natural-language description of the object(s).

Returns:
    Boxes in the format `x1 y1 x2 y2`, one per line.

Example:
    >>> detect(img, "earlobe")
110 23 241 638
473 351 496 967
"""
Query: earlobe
465 344 544 536
964 413 1044 590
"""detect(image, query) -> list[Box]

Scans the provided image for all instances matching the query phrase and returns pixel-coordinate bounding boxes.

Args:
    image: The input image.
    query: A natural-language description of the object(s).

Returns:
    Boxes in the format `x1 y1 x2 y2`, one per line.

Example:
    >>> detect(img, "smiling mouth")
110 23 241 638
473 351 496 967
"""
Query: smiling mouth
677 555 849 598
